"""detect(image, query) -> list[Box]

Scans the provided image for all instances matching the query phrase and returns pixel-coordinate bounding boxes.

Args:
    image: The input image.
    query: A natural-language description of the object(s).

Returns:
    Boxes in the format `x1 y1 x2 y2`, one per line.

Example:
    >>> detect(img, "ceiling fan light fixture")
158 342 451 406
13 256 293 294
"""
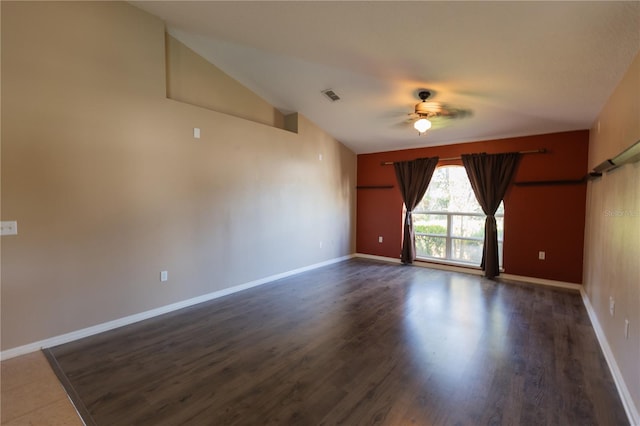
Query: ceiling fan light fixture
414 117 432 134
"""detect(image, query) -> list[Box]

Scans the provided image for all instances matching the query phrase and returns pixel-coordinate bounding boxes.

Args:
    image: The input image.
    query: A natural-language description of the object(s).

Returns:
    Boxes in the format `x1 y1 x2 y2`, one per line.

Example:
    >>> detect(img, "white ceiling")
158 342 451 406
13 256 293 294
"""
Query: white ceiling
132 1 640 154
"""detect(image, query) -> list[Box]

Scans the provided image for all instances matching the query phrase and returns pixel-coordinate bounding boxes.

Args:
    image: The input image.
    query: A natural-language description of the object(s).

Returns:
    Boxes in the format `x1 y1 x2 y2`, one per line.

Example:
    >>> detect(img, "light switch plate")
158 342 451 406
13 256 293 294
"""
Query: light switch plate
1 221 18 236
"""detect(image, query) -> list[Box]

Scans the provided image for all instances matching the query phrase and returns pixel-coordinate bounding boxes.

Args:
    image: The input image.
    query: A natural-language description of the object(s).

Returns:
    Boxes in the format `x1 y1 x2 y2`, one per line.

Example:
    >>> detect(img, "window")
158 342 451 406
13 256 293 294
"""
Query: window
413 166 503 266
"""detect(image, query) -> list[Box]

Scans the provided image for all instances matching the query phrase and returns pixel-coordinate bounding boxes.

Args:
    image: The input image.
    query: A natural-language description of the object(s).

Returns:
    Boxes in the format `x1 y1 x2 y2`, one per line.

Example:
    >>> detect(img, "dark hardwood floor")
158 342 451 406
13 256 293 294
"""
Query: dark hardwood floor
45 259 628 425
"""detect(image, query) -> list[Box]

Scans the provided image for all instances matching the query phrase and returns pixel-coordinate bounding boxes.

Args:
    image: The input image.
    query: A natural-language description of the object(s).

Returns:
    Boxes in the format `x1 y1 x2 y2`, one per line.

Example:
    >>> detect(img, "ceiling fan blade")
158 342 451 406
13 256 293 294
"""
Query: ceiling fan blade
437 105 473 119
392 119 414 129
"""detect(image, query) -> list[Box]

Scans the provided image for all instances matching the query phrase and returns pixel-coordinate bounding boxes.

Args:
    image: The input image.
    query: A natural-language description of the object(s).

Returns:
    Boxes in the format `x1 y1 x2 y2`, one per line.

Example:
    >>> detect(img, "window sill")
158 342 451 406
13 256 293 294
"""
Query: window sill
415 257 505 273
415 257 482 270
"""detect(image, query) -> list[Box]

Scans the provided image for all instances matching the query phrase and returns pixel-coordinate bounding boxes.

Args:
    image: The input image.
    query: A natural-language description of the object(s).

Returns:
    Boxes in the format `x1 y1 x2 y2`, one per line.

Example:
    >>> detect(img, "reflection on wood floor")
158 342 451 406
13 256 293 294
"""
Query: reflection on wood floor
46 259 628 425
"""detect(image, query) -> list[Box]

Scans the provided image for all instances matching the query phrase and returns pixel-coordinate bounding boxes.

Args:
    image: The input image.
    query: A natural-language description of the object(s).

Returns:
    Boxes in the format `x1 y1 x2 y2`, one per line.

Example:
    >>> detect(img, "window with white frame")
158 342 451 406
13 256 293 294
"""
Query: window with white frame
413 166 504 266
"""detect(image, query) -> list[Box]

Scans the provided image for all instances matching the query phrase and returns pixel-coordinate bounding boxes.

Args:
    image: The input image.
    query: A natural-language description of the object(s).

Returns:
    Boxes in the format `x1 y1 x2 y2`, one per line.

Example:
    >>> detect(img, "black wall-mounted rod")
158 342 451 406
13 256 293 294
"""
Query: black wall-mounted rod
514 179 586 187
356 185 395 190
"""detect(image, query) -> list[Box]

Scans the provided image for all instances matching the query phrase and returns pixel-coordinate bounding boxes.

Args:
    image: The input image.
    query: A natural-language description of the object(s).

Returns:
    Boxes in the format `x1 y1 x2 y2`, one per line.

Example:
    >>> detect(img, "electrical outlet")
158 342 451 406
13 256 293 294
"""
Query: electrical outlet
538 251 545 260
609 296 615 317
625 319 630 339
378 236 383 243
160 271 168 282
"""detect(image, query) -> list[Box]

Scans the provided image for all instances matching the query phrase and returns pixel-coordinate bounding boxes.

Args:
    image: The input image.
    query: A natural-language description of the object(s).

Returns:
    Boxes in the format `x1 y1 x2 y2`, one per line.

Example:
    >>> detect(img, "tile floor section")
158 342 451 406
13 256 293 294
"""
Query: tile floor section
1 351 83 425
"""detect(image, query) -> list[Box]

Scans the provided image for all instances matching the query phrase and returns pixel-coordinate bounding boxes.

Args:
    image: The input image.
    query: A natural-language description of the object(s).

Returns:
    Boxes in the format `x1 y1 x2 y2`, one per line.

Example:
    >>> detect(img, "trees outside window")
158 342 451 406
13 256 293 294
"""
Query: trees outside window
412 166 504 266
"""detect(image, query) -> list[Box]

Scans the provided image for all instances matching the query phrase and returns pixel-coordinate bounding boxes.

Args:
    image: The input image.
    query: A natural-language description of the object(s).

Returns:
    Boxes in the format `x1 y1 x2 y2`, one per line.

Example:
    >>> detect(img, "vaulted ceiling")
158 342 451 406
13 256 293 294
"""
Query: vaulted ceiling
132 1 640 154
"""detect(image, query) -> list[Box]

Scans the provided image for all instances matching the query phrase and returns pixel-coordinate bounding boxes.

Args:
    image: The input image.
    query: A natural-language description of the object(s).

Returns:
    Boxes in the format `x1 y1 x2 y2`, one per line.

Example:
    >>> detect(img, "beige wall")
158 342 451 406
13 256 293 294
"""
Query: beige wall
584 51 640 420
166 34 285 130
1 1 356 351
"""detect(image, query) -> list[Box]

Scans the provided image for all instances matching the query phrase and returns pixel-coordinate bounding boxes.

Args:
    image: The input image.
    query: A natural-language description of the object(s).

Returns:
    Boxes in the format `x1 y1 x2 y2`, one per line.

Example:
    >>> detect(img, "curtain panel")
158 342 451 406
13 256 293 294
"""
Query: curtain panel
393 157 439 264
461 152 521 278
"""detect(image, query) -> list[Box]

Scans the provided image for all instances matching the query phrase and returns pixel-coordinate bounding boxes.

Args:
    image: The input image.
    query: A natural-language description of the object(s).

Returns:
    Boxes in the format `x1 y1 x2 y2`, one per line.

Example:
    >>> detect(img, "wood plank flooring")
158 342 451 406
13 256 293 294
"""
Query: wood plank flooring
45 259 628 425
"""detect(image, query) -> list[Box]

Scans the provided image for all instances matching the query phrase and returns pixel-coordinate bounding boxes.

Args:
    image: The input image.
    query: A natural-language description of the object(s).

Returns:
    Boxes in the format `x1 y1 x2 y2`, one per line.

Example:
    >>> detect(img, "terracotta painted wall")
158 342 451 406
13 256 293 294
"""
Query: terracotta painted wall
357 130 589 283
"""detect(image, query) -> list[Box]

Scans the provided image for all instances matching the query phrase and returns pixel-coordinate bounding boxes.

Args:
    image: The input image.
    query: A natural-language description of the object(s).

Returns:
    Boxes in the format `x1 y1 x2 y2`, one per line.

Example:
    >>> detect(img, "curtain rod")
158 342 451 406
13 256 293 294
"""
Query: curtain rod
380 148 546 165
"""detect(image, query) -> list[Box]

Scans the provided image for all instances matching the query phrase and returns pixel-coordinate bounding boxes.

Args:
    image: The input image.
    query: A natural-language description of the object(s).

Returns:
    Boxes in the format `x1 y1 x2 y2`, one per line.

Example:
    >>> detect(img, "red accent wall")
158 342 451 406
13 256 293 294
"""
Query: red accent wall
356 130 589 284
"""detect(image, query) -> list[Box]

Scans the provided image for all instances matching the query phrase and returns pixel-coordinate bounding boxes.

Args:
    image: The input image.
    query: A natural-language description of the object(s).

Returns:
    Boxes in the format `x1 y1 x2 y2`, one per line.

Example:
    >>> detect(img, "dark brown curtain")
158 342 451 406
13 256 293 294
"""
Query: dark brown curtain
393 157 439 264
461 152 521 278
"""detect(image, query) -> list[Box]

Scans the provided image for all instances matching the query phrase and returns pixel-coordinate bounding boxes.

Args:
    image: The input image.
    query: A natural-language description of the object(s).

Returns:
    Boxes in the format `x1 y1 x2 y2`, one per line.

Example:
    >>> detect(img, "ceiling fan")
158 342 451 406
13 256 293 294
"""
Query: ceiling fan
407 90 471 135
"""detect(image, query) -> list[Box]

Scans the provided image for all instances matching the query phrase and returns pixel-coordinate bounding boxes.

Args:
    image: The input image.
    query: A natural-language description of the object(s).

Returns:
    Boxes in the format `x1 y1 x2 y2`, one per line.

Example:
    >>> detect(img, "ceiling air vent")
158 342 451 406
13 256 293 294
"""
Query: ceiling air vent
321 89 340 102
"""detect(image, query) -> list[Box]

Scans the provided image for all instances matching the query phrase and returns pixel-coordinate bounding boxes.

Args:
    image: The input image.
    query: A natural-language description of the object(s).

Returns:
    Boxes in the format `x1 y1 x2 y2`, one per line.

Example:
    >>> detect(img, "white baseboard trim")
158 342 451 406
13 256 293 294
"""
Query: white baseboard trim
0 254 354 361
499 273 582 291
580 289 640 426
